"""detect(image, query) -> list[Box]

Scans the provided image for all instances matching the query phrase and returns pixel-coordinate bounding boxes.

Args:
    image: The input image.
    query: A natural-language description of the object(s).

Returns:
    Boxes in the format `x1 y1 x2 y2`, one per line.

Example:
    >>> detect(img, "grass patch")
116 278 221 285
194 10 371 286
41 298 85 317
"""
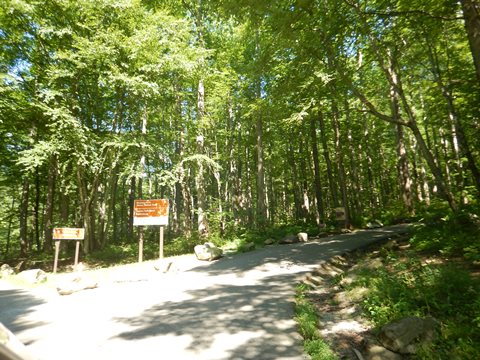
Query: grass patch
294 283 338 360
342 235 480 357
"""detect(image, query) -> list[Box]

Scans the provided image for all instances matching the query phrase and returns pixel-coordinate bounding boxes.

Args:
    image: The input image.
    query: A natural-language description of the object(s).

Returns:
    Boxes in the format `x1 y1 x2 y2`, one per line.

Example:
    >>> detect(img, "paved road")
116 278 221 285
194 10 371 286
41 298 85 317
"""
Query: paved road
0 225 410 360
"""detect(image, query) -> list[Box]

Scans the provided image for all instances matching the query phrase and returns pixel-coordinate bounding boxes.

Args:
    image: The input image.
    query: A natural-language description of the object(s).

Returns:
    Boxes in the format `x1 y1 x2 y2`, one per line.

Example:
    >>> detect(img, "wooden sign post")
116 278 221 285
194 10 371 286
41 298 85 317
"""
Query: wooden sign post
133 199 169 262
52 228 85 273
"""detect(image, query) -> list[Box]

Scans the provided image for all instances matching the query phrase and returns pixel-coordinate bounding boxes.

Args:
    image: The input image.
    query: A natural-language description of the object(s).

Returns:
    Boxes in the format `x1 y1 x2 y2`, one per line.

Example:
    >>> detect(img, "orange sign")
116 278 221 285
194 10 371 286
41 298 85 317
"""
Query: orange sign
52 228 85 240
134 199 169 226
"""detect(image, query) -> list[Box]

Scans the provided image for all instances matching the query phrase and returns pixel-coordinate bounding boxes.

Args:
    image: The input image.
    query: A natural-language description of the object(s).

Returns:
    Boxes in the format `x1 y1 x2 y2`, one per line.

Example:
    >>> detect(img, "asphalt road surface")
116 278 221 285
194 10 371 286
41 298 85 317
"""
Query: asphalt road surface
0 224 410 360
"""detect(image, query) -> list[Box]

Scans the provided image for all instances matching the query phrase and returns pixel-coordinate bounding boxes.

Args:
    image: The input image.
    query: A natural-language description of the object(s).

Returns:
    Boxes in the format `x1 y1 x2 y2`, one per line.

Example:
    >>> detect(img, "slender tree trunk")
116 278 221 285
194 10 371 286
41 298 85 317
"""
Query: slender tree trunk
43 156 56 252
318 111 338 207
196 79 208 236
19 178 30 257
310 116 325 224
389 53 414 213
178 129 192 237
137 106 148 262
33 168 40 251
128 177 136 242
461 0 480 84
256 114 267 228
332 100 350 228
5 196 16 257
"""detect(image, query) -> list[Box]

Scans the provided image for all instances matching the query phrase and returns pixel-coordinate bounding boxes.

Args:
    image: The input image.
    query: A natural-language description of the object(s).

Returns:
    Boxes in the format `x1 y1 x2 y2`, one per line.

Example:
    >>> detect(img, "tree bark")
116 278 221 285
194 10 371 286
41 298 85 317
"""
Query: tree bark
19 178 30 257
389 52 414 213
196 79 209 236
43 156 57 252
332 100 351 228
461 0 480 84
310 116 325 224
256 114 267 228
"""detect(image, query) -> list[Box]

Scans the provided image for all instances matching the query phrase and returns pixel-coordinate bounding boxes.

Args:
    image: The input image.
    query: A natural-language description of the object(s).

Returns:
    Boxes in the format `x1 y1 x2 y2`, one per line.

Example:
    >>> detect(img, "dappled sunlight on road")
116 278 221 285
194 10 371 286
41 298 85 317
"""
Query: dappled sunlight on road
0 225 411 360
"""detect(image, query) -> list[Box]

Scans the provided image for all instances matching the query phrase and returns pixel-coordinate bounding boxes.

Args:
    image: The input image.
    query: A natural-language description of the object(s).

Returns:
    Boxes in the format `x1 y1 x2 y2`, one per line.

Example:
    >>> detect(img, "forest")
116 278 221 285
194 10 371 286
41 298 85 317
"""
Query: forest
0 0 479 260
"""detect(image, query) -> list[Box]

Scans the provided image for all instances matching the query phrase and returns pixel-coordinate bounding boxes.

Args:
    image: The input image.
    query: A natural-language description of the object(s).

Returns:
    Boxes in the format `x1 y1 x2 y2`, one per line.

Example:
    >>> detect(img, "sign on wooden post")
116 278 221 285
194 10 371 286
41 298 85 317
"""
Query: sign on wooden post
133 199 169 226
52 228 85 273
133 199 169 262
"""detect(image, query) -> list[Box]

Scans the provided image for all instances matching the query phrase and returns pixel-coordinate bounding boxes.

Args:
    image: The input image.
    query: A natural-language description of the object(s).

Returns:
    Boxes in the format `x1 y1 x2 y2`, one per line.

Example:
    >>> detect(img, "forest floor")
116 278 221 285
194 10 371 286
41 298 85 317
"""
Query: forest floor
302 234 480 359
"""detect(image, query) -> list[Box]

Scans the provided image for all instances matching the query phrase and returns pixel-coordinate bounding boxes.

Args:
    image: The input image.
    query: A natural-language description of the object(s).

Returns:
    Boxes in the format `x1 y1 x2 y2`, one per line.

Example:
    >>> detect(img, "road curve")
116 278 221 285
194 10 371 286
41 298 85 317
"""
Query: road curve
0 224 410 360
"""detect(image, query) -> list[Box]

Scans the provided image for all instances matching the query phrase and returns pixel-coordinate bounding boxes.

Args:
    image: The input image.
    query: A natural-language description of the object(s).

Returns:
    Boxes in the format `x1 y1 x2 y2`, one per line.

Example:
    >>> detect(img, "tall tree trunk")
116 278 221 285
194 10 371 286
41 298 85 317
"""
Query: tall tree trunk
128 177 135 242
137 106 147 262
318 111 338 207
256 114 267 228
332 99 350 228
19 178 30 257
196 79 208 236
43 156 56 252
310 116 325 224
5 196 16 257
461 0 480 84
389 52 414 213
33 168 40 251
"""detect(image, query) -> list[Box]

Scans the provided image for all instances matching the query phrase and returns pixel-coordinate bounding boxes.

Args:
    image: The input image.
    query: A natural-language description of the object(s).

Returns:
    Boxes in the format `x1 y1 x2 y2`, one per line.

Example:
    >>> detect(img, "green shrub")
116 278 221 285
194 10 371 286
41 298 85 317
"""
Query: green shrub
294 284 338 360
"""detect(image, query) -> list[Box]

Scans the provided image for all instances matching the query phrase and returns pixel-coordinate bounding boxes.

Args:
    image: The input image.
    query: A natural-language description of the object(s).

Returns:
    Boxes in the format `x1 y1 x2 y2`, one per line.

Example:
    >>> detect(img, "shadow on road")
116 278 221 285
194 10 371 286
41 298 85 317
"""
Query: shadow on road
111 225 411 359
112 271 302 359
0 288 47 335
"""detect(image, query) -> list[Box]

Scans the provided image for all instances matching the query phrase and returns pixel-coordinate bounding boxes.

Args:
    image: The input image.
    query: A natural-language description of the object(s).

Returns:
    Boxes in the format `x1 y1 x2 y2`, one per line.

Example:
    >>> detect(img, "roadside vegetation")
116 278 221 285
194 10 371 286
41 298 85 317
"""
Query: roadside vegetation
294 203 480 359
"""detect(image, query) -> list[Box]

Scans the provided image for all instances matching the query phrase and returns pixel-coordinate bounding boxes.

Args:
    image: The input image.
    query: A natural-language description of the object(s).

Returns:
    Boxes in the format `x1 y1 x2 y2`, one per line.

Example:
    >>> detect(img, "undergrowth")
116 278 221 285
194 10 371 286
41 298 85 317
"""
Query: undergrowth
341 205 480 359
294 283 338 360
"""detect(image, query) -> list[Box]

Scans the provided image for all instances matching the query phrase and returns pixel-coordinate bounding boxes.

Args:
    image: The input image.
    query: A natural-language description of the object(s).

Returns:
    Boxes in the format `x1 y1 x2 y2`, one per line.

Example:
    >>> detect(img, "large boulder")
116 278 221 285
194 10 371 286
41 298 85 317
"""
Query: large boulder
17 269 47 284
56 275 98 295
279 234 298 244
0 264 14 278
264 238 275 246
241 242 255 252
378 316 437 354
366 220 384 229
297 232 308 242
194 242 222 261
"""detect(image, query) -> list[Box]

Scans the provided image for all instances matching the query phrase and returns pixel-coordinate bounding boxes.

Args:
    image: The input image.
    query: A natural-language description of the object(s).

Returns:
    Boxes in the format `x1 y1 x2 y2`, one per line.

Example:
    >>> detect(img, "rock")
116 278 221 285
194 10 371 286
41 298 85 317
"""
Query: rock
0 264 14 278
241 242 255 252
57 275 98 295
366 220 384 229
194 242 222 261
378 316 437 354
17 269 47 284
264 238 275 245
297 232 308 242
364 343 403 360
279 234 298 244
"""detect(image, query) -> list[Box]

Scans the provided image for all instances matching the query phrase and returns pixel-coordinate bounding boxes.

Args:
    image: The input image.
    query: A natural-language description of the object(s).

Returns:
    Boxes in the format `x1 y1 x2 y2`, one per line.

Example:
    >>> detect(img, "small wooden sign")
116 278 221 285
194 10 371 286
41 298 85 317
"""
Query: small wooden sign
53 228 85 240
133 199 169 226
52 228 85 273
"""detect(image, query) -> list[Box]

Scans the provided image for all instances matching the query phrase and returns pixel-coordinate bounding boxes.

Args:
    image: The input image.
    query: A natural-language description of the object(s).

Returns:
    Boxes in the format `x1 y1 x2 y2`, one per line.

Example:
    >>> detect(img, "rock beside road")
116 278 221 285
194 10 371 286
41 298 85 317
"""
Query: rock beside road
56 275 98 295
18 269 47 284
194 242 223 261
